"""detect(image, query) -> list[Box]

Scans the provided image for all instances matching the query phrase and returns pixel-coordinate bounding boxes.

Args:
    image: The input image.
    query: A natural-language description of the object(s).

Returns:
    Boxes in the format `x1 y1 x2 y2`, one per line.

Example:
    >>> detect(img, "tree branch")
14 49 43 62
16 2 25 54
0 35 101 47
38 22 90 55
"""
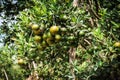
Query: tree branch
3 68 9 80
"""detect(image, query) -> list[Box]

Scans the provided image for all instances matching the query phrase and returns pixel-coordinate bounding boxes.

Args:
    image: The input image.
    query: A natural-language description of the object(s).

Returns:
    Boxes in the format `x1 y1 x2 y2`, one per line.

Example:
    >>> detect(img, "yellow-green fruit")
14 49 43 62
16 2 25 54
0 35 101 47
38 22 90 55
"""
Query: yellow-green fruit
37 45 44 50
31 24 39 30
41 41 47 47
79 31 85 36
46 38 54 46
68 36 75 40
50 26 59 34
63 15 68 20
34 35 42 42
33 29 43 35
42 33 48 40
18 59 24 65
55 34 61 41
114 42 120 47
47 32 52 38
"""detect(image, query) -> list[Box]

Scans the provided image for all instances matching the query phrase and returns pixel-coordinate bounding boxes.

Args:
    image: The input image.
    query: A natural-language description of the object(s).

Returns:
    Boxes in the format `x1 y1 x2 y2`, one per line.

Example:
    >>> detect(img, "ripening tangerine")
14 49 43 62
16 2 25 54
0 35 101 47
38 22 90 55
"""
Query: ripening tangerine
33 29 43 35
50 26 59 34
31 24 39 30
41 41 47 47
34 35 42 42
18 59 24 65
114 42 120 47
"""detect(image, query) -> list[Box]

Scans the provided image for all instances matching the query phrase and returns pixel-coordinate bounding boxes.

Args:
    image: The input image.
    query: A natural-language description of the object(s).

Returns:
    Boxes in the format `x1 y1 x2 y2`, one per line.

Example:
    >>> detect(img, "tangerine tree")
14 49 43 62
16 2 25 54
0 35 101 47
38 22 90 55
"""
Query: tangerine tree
0 0 120 80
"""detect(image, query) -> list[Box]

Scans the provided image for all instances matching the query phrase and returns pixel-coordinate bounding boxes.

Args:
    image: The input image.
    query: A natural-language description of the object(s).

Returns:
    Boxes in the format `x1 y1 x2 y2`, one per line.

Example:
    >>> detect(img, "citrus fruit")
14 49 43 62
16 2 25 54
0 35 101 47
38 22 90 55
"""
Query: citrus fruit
55 34 61 41
18 59 24 65
34 35 42 42
114 42 120 47
50 26 59 34
31 24 39 30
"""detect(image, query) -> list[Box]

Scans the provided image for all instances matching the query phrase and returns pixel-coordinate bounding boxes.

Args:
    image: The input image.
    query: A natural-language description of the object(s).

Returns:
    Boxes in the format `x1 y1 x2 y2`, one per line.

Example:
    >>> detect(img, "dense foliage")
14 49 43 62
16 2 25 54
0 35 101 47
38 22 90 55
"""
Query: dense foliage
0 0 34 45
0 0 120 80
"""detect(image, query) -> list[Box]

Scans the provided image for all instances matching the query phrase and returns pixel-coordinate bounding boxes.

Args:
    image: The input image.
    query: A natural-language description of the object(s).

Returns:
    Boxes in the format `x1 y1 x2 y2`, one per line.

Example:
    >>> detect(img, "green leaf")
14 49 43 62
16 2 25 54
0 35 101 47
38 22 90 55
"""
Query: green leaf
92 27 104 40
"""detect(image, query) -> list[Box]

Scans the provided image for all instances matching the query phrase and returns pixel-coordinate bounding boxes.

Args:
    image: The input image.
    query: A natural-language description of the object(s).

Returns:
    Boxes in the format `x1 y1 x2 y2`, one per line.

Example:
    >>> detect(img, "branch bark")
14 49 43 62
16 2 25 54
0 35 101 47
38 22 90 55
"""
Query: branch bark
87 0 100 19
3 68 9 80
73 0 79 7
26 61 40 80
69 47 76 80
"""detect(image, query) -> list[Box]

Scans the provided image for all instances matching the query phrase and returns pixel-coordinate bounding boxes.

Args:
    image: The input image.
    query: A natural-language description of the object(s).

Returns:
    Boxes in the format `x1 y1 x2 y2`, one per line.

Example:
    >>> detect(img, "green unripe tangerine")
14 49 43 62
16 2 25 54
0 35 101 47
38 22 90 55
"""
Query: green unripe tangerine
79 31 85 36
42 33 48 40
47 32 53 38
41 41 47 47
37 45 44 50
55 34 61 40
33 29 43 35
68 36 75 40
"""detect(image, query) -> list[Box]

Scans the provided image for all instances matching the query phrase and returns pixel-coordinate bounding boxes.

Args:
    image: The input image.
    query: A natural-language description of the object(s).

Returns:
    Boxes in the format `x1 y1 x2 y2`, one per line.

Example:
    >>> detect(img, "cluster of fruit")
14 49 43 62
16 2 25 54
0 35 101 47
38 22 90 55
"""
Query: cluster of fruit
28 23 67 50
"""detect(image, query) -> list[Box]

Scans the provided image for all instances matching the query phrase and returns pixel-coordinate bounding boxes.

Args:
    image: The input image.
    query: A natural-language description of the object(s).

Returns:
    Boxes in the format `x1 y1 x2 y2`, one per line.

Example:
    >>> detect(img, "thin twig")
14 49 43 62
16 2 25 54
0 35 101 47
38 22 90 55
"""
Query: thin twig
97 1 101 10
87 0 100 19
3 68 9 80
84 39 91 45
32 61 39 80
32 61 37 69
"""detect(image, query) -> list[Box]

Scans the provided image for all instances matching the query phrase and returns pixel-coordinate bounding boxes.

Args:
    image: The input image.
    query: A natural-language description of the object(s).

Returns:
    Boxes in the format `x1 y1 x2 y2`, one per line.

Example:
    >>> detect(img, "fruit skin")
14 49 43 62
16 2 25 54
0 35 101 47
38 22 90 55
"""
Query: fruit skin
42 33 48 40
114 42 120 47
33 29 43 35
55 34 61 41
79 31 85 36
31 24 39 30
46 38 54 46
34 35 42 42
37 45 44 50
50 26 59 34
41 41 47 47
63 15 68 20
18 59 24 65
68 36 75 41
47 32 52 38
